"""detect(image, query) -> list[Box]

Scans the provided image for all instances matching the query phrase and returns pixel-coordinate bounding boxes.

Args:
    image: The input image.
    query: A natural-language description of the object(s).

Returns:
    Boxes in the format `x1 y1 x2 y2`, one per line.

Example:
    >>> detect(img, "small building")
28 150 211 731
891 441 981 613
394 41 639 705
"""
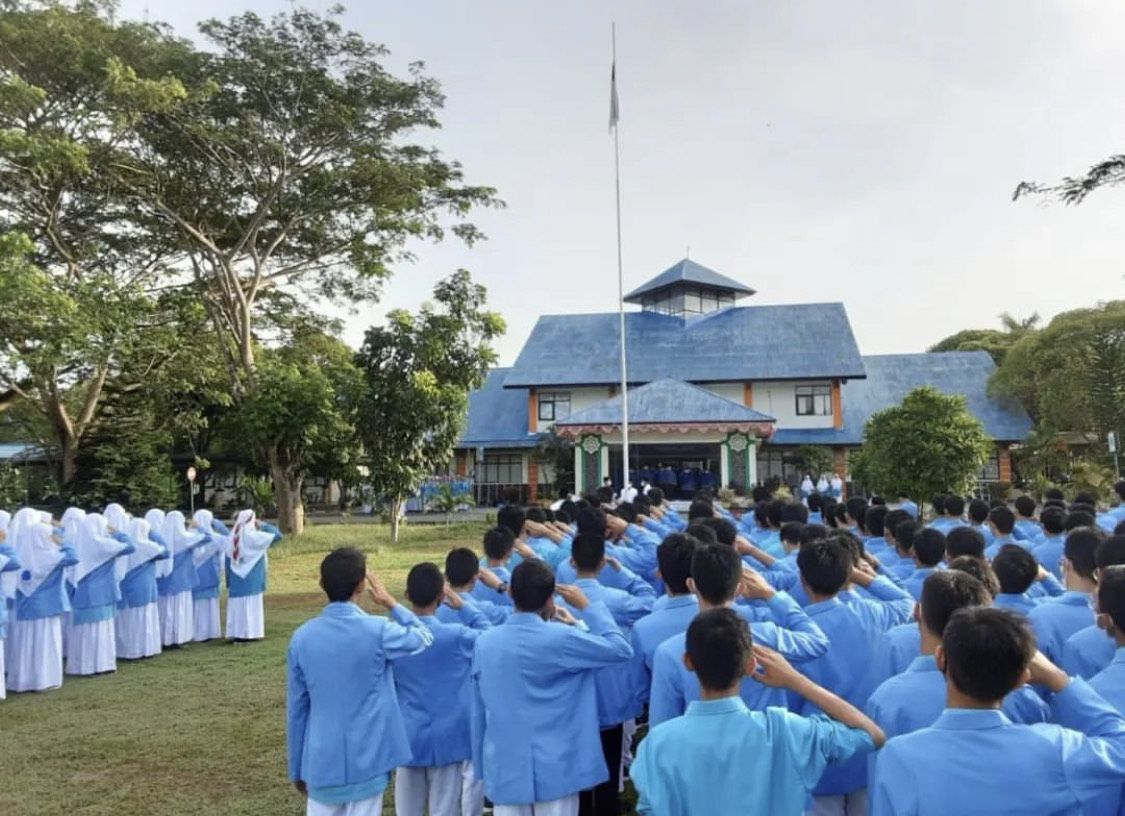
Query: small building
454 258 1032 502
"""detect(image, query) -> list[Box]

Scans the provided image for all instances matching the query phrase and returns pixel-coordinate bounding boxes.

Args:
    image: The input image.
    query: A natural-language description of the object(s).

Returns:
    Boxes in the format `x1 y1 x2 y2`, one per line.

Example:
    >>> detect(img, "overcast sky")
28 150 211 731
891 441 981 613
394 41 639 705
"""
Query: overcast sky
122 0 1125 365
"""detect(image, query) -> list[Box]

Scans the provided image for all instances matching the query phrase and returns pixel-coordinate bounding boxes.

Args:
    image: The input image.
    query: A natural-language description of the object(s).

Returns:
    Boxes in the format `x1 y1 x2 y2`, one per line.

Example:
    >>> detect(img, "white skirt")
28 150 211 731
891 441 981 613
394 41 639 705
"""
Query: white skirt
306 792 384 816
0 642 6 699
65 617 117 675
116 603 162 659
6 614 64 693
193 597 221 642
226 593 265 640
159 591 195 646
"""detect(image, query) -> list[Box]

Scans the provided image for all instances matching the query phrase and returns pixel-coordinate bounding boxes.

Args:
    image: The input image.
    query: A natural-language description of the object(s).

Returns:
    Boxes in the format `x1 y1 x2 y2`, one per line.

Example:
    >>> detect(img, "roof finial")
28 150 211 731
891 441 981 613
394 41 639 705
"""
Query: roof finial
685 245 690 260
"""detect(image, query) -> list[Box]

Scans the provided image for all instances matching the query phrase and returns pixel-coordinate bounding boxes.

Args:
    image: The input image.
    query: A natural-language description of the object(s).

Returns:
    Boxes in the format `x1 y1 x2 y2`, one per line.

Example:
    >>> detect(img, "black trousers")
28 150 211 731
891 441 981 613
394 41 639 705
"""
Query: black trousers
579 723 624 816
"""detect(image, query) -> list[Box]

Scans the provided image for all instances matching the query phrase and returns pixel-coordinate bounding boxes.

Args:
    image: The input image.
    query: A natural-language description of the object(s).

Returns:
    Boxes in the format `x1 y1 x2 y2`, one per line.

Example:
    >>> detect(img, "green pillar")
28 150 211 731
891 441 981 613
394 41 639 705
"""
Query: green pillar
723 432 753 490
578 434 604 493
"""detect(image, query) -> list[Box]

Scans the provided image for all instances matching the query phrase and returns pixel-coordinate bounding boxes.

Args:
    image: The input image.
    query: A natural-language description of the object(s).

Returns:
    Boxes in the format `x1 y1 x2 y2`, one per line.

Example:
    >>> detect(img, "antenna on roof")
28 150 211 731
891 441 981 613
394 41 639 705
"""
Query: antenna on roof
685 245 690 259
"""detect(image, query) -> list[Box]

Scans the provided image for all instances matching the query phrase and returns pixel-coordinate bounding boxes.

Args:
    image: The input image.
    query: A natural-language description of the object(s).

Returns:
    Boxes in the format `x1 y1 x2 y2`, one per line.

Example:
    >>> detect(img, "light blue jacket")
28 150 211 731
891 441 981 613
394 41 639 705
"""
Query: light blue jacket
1063 624 1118 680
1028 591 1094 664
470 601 633 805
1032 534 1067 579
1087 647 1125 816
631 594 699 698
287 603 433 802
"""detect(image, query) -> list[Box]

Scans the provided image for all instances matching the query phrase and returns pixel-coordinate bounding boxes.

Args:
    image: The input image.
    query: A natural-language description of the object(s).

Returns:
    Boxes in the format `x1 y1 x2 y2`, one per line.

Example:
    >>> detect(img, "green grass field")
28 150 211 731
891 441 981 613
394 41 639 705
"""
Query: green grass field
0 522 491 816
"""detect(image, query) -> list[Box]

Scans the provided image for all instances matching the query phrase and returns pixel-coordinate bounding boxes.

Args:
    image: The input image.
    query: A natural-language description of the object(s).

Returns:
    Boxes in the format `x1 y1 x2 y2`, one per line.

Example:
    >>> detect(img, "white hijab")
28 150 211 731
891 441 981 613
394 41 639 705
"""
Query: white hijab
123 517 165 573
13 520 65 597
191 509 223 568
104 503 130 533
163 510 204 558
0 510 10 536
225 509 274 578
145 509 171 578
72 514 129 585
0 510 14 601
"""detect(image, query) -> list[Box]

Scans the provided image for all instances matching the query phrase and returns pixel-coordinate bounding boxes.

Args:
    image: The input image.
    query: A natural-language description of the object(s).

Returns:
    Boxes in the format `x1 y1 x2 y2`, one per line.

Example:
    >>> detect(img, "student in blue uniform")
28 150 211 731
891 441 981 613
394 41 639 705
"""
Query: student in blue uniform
897 495 919 520
393 562 491 816
225 509 282 642
992 544 1041 615
808 493 825 525
157 510 207 647
66 514 134 676
1087 566 1125 816
116 517 168 660
1030 505 1067 578
1063 535 1125 678
984 505 1021 558
1012 495 1041 542
902 528 946 601
470 559 633 816
861 505 890 562
883 518 917 581
790 536 915 815
190 509 223 643
1028 526 1100 662
870 607 1125 816
945 525 986 562
631 534 697 694
928 495 966 535
472 527 517 608
633 607 885 816
648 543 830 726
439 548 511 626
287 548 433 816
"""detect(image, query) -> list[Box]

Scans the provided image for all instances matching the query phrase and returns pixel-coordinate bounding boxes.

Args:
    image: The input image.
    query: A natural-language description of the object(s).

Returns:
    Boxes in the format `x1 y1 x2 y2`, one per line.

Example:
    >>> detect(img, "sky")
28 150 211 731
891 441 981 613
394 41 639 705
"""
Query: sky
121 0 1125 365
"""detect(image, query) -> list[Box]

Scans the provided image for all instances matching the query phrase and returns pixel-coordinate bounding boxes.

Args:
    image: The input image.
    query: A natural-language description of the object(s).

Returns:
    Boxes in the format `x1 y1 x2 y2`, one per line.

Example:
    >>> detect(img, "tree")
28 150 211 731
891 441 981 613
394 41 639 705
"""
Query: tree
231 329 363 533
0 1 192 487
534 428 575 494
355 271 503 542
1014 155 1125 205
928 313 1040 366
793 445 834 479
849 386 992 502
117 7 499 522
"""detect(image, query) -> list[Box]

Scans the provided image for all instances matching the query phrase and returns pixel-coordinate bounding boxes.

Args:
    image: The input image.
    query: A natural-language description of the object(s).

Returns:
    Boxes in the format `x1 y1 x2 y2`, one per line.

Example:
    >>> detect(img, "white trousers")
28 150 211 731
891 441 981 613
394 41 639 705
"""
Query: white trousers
159 591 195 646
307 792 384 816
0 642 6 699
226 593 265 640
65 617 117 675
6 614 63 693
116 603 162 659
395 763 463 816
808 790 869 816
461 761 484 816
493 795 578 816
193 597 221 641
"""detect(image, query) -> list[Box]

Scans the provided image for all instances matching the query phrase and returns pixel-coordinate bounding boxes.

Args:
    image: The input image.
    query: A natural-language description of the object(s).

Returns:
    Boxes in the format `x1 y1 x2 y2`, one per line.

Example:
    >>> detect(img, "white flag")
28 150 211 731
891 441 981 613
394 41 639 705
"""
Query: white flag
609 61 620 132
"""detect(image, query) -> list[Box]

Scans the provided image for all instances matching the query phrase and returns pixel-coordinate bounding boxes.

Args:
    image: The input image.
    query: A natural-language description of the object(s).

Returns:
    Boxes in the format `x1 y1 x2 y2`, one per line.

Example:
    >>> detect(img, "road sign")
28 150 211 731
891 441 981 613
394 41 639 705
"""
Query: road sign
187 466 197 482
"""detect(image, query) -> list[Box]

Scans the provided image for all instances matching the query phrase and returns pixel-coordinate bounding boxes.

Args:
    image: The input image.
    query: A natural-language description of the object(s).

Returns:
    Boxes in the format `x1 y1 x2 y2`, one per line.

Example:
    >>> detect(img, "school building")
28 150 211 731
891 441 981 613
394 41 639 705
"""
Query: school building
454 258 1032 504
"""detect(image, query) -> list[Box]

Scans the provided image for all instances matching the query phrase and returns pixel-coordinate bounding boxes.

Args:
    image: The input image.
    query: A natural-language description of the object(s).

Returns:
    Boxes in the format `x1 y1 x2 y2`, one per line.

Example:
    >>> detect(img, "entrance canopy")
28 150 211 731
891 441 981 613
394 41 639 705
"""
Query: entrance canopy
555 378 776 439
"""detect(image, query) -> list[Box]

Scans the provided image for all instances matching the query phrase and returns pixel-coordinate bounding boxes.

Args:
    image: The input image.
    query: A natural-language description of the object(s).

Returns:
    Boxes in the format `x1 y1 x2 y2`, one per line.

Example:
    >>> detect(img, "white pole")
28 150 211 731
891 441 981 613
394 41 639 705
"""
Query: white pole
612 23 630 495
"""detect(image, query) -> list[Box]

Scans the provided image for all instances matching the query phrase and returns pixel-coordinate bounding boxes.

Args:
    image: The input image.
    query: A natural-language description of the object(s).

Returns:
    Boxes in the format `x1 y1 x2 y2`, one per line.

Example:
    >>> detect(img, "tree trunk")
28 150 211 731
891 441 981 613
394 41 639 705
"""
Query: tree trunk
59 434 78 488
390 496 404 543
269 456 305 536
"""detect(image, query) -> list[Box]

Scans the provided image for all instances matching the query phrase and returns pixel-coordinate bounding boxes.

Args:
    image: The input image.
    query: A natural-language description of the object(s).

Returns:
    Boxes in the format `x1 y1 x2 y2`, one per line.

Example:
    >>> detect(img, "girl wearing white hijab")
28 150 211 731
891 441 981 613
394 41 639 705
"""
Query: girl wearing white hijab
222 509 282 641
58 507 86 656
156 510 206 646
116 517 168 659
190 509 225 642
0 510 22 699
6 515 77 692
65 514 133 675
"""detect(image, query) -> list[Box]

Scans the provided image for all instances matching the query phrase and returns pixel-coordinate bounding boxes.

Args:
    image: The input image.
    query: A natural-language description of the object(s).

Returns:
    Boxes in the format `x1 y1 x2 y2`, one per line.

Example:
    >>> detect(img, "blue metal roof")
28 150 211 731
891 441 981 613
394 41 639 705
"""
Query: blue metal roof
557 379 776 426
504 303 866 388
0 442 50 462
770 352 1032 445
458 368 540 449
624 258 757 302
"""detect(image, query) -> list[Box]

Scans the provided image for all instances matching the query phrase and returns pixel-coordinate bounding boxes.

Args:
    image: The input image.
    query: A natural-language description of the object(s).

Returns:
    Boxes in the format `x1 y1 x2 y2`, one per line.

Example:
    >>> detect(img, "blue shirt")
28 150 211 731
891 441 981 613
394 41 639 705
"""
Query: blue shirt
1014 518 1042 542
470 564 513 608
863 623 921 702
71 550 133 625
192 544 222 601
994 593 1038 616
899 500 919 519
227 524 282 598
287 603 433 799
437 590 510 627
1028 591 1094 664
1089 646 1125 816
470 602 633 806
157 549 199 596
928 517 966 535
1032 534 1067 579
393 604 490 767
633 697 875 816
902 567 938 601
15 546 78 621
631 595 699 672
1063 625 1119 680
870 679 1125 816
0 544 21 638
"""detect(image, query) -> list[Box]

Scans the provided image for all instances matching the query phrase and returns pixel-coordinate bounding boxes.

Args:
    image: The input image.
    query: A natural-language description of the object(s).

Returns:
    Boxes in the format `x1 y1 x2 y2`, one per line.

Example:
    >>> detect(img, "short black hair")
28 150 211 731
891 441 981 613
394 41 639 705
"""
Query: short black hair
613 502 638 525
752 501 770 527
920 570 990 638
1065 510 1096 532
1074 491 1099 508
555 509 572 525
1070 502 1097 517
1096 535 1125 570
1064 527 1104 580
1115 481 1125 502
808 494 823 512
865 505 888 537
1040 506 1066 535
800 524 829 545
510 558 556 612
483 526 515 561
895 520 919 554
967 499 990 525
752 485 772 503
1117 520 1125 536
913 528 947 567
767 499 786 529
686 607 752 691
944 495 965 517
684 522 719 546
571 531 606 572
797 538 851 596
576 506 607 537
988 506 1015 535
689 543 742 605
406 562 444 607
445 547 480 587
780 502 809 524
821 498 838 528
1097 565 1125 632
1044 487 1065 501
497 505 527 537
884 509 910 541
992 544 1038 595
700 517 737 547
688 500 715 521
871 495 887 506
947 555 1000 599
1044 498 1067 510
931 494 946 516
780 521 804 547
946 526 986 560
648 487 665 505
834 504 849 526
1013 496 1036 519
942 607 1036 703
320 547 367 602
526 506 547 524
845 497 867 528
596 486 614 505
657 533 696 594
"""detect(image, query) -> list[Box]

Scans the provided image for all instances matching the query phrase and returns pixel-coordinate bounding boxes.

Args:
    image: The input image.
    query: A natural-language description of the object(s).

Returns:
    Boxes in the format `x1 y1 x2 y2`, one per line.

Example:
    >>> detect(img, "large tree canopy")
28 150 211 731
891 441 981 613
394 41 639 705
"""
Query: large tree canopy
928 313 1040 366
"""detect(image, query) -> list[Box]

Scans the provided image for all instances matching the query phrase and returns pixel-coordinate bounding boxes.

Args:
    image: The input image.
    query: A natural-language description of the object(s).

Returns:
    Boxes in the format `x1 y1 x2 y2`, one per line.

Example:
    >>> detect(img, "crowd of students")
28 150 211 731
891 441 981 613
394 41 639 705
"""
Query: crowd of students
0 504 282 697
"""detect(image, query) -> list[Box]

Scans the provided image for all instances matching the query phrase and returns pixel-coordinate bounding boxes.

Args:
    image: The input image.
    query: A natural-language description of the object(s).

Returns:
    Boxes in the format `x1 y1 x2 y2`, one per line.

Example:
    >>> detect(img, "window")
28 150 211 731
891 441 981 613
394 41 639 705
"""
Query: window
682 289 702 314
979 452 1001 481
700 289 719 313
538 391 571 422
479 454 524 484
795 384 833 416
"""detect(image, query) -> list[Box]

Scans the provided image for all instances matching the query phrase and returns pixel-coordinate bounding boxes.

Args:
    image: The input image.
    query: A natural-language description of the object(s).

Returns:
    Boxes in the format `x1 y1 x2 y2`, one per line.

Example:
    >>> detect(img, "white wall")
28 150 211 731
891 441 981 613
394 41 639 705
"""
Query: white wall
753 381 835 429
537 386 614 430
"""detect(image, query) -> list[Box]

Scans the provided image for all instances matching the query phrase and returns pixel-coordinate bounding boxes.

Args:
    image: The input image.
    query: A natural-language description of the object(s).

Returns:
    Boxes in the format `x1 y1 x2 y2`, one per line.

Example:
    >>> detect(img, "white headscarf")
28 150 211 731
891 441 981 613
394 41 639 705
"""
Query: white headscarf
13 520 65 597
72 514 129 585
123 517 165 573
0 510 14 601
145 509 171 578
191 509 224 568
225 509 274 578
104 503 130 533
0 510 11 536
162 510 204 559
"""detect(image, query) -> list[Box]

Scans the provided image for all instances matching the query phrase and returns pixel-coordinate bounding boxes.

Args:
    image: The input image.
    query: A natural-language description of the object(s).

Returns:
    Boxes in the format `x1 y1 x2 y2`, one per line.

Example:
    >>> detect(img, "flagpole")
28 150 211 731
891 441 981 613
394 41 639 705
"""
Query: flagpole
611 23 630 497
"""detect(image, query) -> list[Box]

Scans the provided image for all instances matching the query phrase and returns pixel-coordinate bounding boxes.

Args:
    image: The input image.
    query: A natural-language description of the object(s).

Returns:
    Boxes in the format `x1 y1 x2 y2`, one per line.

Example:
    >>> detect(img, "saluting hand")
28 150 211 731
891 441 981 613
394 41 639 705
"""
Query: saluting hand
442 581 464 610
740 567 776 601
555 583 590 610
751 644 802 689
477 567 502 590
365 571 397 610
553 606 579 626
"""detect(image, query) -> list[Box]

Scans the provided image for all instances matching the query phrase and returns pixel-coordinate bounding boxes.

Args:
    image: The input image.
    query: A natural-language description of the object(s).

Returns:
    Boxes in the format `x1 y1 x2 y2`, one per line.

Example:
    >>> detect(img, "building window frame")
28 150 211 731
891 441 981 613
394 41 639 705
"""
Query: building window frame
479 454 524 485
538 391 571 422
795 384 833 416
